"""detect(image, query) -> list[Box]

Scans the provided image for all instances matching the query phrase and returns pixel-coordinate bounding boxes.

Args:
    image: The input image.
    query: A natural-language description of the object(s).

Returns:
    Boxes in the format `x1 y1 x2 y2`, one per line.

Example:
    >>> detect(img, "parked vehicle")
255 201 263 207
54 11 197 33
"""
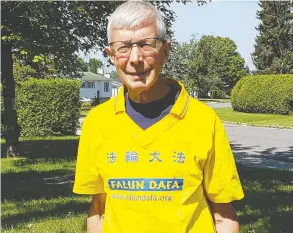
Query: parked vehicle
80 97 91 103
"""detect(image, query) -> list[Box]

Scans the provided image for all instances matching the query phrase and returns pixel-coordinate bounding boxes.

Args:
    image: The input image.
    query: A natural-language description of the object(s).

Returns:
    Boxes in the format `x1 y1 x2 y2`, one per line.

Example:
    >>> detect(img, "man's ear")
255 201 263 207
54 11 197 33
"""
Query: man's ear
161 40 171 65
105 47 115 64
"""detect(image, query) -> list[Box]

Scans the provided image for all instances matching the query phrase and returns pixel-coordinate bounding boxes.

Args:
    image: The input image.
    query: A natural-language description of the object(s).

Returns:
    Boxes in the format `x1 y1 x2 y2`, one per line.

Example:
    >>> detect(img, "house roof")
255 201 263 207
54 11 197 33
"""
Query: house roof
110 78 123 87
79 72 110 81
110 78 122 83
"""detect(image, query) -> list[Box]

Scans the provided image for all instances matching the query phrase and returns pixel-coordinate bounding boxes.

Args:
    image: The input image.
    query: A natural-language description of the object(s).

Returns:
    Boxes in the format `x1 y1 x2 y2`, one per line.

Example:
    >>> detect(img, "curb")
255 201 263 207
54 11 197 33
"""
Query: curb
223 121 293 129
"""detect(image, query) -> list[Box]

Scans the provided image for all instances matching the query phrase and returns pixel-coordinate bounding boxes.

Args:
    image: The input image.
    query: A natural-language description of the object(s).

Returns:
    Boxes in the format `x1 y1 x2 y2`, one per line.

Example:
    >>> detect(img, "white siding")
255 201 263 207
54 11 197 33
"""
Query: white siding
101 81 112 98
80 81 112 99
112 87 119 97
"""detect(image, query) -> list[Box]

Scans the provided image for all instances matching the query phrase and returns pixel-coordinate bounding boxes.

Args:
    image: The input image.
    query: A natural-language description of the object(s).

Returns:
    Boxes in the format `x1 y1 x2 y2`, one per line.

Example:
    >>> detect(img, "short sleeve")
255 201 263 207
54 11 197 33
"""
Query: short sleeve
73 115 105 195
203 114 244 203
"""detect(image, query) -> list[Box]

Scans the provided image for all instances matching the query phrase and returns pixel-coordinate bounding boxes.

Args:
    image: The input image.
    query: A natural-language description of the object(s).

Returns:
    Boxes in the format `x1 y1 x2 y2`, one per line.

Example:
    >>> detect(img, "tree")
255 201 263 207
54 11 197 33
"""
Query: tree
89 58 102 74
245 65 251 76
252 1 293 74
165 35 247 97
110 71 119 79
163 37 198 92
191 36 248 96
77 58 88 72
13 57 37 83
2 1 208 157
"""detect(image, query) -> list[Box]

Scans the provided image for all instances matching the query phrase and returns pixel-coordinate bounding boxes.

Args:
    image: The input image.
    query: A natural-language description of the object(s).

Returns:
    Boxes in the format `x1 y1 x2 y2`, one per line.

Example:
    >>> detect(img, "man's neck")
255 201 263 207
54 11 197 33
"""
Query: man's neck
127 78 170 104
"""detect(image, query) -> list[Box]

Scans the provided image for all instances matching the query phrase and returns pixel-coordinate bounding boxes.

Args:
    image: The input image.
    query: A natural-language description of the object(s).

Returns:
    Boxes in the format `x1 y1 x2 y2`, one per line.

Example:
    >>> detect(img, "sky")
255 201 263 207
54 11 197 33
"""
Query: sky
170 1 260 70
84 1 261 72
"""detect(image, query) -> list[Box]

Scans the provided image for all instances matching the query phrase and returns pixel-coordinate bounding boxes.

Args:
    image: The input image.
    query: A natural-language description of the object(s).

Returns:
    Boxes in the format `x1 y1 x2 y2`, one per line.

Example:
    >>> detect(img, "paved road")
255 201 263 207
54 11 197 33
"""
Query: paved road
225 123 293 170
206 102 232 108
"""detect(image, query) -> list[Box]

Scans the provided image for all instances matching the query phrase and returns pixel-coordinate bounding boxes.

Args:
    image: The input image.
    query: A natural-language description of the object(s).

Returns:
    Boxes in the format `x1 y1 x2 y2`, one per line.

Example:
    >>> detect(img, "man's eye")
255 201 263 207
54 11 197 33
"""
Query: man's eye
141 41 154 46
117 46 130 52
140 42 155 50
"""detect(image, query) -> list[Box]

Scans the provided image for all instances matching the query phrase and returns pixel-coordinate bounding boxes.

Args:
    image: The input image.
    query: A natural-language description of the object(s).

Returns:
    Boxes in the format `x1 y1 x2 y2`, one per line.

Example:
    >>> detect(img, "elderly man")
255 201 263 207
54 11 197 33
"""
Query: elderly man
73 1 244 233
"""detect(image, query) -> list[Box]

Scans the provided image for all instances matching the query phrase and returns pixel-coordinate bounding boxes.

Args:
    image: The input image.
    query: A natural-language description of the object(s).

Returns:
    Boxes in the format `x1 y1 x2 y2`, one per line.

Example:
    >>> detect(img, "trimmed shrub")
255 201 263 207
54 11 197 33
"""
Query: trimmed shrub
16 78 81 136
210 90 226 99
231 74 293 115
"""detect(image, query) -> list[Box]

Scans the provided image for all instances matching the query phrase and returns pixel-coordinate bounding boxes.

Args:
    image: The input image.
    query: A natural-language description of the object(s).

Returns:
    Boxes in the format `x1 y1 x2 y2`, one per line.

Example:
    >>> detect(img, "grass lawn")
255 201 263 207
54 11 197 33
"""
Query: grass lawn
80 109 91 116
1 136 90 233
215 108 293 128
1 136 293 233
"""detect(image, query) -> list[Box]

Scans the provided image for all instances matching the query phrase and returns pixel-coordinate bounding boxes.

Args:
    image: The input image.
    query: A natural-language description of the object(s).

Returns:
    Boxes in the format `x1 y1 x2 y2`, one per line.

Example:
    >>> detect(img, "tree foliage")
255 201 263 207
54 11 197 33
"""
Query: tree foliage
89 58 102 74
13 57 37 83
76 57 88 72
1 1 123 74
110 71 119 79
163 37 198 92
165 35 248 96
252 1 293 74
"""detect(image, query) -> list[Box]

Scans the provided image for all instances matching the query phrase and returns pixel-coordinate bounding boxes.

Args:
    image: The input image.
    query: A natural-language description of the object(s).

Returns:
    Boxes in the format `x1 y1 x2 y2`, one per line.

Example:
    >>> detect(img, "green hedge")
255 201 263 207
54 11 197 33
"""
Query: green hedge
231 74 293 115
16 78 81 136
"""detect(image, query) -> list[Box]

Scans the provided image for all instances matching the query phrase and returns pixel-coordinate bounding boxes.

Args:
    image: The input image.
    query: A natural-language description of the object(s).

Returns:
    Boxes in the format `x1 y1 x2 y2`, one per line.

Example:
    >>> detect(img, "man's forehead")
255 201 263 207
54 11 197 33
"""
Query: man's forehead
111 24 157 42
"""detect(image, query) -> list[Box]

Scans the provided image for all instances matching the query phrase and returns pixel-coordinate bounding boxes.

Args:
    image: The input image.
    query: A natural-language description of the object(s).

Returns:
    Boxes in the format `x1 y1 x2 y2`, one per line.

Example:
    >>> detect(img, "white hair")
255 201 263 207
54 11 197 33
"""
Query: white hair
107 1 167 43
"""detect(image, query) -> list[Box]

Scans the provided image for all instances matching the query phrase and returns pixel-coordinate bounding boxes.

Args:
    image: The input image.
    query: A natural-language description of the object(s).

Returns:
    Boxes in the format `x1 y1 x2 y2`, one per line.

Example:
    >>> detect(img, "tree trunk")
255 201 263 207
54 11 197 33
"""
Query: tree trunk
1 40 20 158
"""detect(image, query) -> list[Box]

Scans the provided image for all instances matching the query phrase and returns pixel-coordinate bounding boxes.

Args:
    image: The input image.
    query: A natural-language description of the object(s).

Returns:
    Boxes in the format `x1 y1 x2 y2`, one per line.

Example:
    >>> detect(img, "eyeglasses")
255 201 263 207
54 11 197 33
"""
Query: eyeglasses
109 37 165 56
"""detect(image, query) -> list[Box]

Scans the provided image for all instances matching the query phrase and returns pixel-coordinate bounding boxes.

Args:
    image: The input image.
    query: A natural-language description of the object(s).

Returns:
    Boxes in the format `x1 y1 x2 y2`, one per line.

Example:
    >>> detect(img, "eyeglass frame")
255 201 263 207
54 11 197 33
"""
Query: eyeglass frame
108 37 167 55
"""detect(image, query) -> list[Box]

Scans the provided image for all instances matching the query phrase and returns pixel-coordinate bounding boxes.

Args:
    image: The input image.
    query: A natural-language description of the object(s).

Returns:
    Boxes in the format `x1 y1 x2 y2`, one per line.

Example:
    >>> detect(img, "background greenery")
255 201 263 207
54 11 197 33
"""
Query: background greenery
215 108 293 128
231 74 293 115
252 1 293 74
16 78 81 136
164 35 249 96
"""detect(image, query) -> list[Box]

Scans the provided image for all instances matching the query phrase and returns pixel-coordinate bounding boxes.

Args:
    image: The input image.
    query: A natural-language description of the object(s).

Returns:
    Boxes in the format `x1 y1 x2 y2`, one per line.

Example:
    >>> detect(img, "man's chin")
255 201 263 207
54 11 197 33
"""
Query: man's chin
127 82 148 92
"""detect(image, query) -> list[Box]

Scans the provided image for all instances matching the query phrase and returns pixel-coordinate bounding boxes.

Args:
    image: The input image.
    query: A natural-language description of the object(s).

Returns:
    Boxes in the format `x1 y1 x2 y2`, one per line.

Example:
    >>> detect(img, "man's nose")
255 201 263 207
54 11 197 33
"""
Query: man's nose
129 45 143 65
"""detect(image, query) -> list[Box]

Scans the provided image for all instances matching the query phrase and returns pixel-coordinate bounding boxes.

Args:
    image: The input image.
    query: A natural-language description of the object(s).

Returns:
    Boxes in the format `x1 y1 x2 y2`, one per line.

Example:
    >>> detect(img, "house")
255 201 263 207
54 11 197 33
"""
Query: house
80 71 123 100
80 71 112 99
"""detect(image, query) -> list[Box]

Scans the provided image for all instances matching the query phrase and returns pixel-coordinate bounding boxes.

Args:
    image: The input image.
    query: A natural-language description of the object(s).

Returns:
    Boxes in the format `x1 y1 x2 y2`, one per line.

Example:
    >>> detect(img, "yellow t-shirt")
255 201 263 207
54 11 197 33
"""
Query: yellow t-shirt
73 80 244 233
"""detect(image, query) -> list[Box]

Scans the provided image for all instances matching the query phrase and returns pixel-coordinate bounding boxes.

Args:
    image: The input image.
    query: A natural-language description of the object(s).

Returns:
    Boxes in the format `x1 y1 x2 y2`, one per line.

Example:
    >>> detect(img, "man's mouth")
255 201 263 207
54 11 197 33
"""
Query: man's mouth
127 70 150 77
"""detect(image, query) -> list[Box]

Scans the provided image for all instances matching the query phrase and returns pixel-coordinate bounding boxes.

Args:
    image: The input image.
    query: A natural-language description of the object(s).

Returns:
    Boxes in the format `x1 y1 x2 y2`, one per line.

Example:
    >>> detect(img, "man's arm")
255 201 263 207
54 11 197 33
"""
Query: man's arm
209 202 240 233
87 193 106 233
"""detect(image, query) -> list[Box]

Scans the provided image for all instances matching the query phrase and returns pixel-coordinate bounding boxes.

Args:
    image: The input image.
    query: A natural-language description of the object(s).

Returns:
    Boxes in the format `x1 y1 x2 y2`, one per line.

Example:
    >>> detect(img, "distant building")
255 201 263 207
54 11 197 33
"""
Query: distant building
79 70 123 100
80 72 112 99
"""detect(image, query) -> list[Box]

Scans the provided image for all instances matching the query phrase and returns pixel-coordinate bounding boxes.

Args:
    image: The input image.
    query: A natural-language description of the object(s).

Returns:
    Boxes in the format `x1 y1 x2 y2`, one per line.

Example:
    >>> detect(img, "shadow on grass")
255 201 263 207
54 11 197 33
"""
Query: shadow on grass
1 168 90 231
1 138 79 159
1 200 89 230
1 137 81 201
1 137 89 230
2 170 75 201
235 165 293 232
